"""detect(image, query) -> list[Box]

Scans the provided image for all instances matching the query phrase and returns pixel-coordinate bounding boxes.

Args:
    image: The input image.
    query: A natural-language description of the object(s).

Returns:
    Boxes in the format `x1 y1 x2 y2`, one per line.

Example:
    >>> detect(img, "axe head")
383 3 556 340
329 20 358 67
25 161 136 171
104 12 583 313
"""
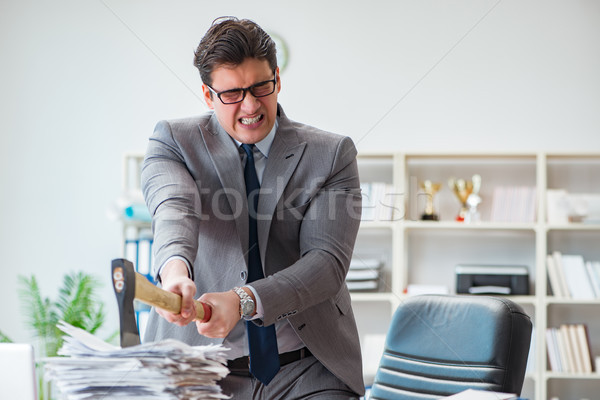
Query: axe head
111 258 141 348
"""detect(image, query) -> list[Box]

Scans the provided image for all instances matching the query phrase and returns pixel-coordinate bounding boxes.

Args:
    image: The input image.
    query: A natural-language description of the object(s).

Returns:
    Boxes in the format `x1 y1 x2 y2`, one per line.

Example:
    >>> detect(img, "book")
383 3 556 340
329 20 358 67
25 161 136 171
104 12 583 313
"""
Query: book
490 186 536 223
567 324 584 373
546 189 569 224
551 252 571 299
575 324 593 373
545 328 560 372
360 182 399 221
137 238 153 276
585 261 600 298
552 328 563 372
380 183 401 221
558 324 575 373
593 261 600 296
546 255 564 297
360 183 375 221
560 254 596 300
490 186 508 222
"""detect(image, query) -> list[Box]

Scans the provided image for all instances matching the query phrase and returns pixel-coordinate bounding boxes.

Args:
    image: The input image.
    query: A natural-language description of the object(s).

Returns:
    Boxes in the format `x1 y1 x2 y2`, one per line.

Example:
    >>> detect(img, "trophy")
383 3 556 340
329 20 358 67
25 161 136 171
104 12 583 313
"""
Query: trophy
419 180 442 221
448 174 481 222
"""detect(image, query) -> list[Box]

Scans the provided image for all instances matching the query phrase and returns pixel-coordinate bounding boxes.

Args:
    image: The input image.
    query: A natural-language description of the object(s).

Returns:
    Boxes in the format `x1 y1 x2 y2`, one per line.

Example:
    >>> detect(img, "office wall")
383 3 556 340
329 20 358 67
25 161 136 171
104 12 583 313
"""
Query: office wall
1 0 599 343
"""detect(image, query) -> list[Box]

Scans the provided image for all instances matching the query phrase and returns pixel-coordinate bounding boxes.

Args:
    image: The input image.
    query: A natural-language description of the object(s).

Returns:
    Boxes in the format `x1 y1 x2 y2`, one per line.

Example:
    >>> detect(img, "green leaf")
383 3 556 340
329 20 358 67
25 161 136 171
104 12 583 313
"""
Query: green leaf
0 330 12 343
55 272 105 333
18 276 54 341
17 271 106 358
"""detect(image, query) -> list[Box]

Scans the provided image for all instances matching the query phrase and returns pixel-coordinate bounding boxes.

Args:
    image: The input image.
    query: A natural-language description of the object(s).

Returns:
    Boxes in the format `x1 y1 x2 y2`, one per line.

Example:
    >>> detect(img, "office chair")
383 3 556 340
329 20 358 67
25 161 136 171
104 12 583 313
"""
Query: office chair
370 294 532 399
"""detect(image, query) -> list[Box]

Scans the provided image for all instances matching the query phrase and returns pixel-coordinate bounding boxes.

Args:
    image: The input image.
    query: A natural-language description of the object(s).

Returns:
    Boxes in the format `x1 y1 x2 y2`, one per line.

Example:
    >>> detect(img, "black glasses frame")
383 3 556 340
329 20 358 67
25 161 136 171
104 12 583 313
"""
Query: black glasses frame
206 71 277 105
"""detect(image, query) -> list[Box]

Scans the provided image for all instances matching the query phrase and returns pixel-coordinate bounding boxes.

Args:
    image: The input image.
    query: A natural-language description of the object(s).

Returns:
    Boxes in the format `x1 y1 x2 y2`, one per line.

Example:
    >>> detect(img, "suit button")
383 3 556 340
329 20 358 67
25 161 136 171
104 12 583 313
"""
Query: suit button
240 271 247 281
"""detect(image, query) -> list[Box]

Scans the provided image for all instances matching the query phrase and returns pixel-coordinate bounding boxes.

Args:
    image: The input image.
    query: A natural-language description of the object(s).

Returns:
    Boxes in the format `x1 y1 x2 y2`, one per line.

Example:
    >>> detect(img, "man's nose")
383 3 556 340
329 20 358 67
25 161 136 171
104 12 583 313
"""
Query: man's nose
240 90 261 112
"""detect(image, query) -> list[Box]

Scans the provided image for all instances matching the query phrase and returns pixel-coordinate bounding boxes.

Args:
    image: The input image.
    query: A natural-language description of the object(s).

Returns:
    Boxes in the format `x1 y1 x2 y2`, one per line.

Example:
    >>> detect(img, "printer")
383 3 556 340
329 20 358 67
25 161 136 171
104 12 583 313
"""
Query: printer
455 264 530 295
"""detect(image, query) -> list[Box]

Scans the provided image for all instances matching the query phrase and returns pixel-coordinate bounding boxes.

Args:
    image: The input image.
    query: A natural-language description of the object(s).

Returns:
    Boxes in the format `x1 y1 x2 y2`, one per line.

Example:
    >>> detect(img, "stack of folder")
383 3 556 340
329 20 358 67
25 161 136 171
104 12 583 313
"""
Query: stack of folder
346 258 383 292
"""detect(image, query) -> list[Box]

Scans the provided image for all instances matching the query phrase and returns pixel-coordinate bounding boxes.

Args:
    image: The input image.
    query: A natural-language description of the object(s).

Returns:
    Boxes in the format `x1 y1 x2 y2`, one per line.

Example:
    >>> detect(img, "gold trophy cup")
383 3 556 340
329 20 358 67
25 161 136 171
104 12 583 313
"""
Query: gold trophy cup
448 174 481 222
420 180 442 221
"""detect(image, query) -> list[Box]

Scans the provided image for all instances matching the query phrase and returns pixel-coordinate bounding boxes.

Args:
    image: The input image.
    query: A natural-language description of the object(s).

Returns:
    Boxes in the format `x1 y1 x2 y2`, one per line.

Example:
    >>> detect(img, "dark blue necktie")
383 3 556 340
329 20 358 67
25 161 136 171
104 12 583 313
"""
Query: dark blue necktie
241 143 280 385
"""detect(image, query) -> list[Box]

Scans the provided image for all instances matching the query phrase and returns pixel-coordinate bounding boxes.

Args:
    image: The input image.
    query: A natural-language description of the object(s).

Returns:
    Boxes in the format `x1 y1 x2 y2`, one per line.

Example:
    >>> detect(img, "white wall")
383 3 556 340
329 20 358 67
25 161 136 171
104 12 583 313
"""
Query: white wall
1 0 599 343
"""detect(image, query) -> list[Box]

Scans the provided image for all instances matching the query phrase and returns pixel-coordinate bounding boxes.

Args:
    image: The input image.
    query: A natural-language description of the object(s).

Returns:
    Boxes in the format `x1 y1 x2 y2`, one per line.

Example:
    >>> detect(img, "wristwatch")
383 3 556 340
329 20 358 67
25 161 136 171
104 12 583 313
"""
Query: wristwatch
233 287 255 319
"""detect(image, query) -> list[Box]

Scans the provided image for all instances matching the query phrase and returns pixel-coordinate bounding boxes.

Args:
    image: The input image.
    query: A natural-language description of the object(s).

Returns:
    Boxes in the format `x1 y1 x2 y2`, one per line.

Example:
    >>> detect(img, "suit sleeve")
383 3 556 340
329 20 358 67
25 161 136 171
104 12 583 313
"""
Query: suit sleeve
251 136 362 325
141 120 201 280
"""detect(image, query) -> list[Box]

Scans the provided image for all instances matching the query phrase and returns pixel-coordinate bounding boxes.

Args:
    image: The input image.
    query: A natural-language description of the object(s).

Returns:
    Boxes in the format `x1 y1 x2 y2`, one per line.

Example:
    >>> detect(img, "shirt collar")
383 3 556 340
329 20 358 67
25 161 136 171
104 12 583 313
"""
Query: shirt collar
233 119 278 158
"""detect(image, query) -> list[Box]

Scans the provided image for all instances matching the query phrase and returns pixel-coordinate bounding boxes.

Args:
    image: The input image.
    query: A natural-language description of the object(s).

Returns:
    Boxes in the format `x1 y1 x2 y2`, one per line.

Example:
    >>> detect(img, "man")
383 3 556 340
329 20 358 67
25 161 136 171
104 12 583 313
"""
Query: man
141 17 363 399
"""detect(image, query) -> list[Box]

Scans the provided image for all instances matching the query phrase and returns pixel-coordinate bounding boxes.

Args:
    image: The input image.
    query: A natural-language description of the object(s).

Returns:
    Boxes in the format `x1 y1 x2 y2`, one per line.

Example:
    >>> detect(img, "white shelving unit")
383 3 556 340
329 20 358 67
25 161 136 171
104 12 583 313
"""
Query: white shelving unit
352 151 600 400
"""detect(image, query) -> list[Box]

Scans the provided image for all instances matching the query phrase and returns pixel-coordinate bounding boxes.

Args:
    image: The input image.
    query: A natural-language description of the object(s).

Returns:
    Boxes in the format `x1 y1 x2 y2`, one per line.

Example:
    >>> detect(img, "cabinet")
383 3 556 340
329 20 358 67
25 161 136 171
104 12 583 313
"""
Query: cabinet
353 152 600 400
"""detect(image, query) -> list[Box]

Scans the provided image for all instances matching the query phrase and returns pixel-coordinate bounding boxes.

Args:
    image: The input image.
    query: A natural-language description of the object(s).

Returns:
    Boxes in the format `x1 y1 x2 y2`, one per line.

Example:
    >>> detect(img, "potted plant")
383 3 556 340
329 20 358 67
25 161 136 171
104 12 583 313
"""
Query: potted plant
17 271 108 400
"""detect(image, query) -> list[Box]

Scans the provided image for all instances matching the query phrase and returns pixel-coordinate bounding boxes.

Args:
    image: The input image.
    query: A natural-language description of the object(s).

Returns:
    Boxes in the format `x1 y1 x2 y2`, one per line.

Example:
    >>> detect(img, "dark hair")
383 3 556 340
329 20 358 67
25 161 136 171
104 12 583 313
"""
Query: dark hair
194 17 277 86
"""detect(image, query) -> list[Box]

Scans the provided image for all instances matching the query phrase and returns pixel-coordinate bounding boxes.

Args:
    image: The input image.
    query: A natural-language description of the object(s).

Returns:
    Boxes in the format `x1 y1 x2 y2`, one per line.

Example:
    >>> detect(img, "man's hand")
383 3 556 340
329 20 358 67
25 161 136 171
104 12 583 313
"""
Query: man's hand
195 290 244 338
157 259 196 326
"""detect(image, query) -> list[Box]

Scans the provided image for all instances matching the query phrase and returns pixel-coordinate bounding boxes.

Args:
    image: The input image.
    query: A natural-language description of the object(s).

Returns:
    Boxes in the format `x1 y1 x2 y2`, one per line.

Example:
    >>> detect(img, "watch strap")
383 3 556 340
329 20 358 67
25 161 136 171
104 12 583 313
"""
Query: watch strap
233 286 254 318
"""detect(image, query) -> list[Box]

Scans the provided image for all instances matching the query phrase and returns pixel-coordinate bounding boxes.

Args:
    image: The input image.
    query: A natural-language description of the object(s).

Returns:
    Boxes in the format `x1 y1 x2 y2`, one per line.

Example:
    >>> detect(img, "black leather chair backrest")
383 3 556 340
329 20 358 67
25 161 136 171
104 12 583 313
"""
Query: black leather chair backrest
370 295 532 400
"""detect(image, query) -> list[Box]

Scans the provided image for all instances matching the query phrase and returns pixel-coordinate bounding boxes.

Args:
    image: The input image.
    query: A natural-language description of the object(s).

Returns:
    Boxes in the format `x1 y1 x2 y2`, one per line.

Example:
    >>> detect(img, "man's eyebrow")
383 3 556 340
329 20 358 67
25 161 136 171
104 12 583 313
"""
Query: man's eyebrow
215 76 275 92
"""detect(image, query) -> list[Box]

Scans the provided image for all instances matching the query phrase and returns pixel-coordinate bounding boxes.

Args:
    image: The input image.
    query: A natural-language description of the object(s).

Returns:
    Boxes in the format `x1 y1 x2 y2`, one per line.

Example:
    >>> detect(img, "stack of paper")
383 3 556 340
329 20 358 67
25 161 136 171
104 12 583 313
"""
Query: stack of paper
346 258 383 292
44 321 229 400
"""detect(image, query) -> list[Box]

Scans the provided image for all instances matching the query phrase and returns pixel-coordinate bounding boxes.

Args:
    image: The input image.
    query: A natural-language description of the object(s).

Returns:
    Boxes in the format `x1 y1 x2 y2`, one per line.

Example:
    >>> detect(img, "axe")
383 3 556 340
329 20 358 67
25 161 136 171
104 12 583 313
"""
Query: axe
111 258 212 347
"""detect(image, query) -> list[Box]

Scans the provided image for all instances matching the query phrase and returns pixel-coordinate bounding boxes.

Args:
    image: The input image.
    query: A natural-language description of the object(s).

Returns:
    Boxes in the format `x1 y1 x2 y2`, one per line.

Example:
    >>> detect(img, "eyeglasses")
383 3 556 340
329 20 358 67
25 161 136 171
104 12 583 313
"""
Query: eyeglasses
206 72 277 105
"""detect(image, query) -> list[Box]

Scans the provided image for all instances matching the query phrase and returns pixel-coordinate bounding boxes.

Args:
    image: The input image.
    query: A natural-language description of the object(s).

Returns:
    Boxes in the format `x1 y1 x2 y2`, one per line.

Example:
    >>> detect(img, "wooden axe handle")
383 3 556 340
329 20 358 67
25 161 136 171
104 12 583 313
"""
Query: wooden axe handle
134 271 211 322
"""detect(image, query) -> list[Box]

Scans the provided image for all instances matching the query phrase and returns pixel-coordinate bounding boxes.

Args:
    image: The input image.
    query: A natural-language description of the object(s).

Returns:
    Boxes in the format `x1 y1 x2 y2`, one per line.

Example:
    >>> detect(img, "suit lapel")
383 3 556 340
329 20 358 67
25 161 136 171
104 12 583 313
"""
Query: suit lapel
200 114 249 260
258 110 306 262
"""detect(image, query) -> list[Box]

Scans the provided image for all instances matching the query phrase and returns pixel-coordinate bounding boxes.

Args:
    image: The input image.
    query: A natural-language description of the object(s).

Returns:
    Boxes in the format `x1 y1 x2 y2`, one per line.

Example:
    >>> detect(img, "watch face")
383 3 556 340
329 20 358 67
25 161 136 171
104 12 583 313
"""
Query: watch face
241 299 255 316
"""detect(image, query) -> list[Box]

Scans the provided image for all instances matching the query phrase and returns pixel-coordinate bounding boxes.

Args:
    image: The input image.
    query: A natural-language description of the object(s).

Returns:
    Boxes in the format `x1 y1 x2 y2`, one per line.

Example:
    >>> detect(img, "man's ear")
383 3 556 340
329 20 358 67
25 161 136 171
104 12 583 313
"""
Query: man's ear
275 67 281 94
201 84 215 110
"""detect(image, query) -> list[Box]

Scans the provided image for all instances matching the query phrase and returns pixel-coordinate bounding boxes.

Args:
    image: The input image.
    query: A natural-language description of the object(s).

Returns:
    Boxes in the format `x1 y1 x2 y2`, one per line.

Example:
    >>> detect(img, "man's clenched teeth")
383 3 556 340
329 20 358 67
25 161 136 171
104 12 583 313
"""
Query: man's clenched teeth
240 115 263 125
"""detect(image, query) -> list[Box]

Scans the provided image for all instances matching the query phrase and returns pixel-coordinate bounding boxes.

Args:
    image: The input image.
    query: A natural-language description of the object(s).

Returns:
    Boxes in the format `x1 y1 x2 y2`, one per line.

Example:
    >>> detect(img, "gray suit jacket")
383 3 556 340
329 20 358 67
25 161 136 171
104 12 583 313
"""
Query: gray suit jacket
141 105 364 394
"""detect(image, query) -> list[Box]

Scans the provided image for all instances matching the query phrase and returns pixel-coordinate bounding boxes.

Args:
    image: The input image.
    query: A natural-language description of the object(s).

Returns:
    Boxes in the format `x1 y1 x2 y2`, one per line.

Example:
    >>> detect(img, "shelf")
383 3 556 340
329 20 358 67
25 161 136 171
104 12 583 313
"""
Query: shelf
354 151 600 400
402 220 537 231
546 223 600 231
350 292 398 303
545 373 600 380
545 298 600 306
359 220 395 229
